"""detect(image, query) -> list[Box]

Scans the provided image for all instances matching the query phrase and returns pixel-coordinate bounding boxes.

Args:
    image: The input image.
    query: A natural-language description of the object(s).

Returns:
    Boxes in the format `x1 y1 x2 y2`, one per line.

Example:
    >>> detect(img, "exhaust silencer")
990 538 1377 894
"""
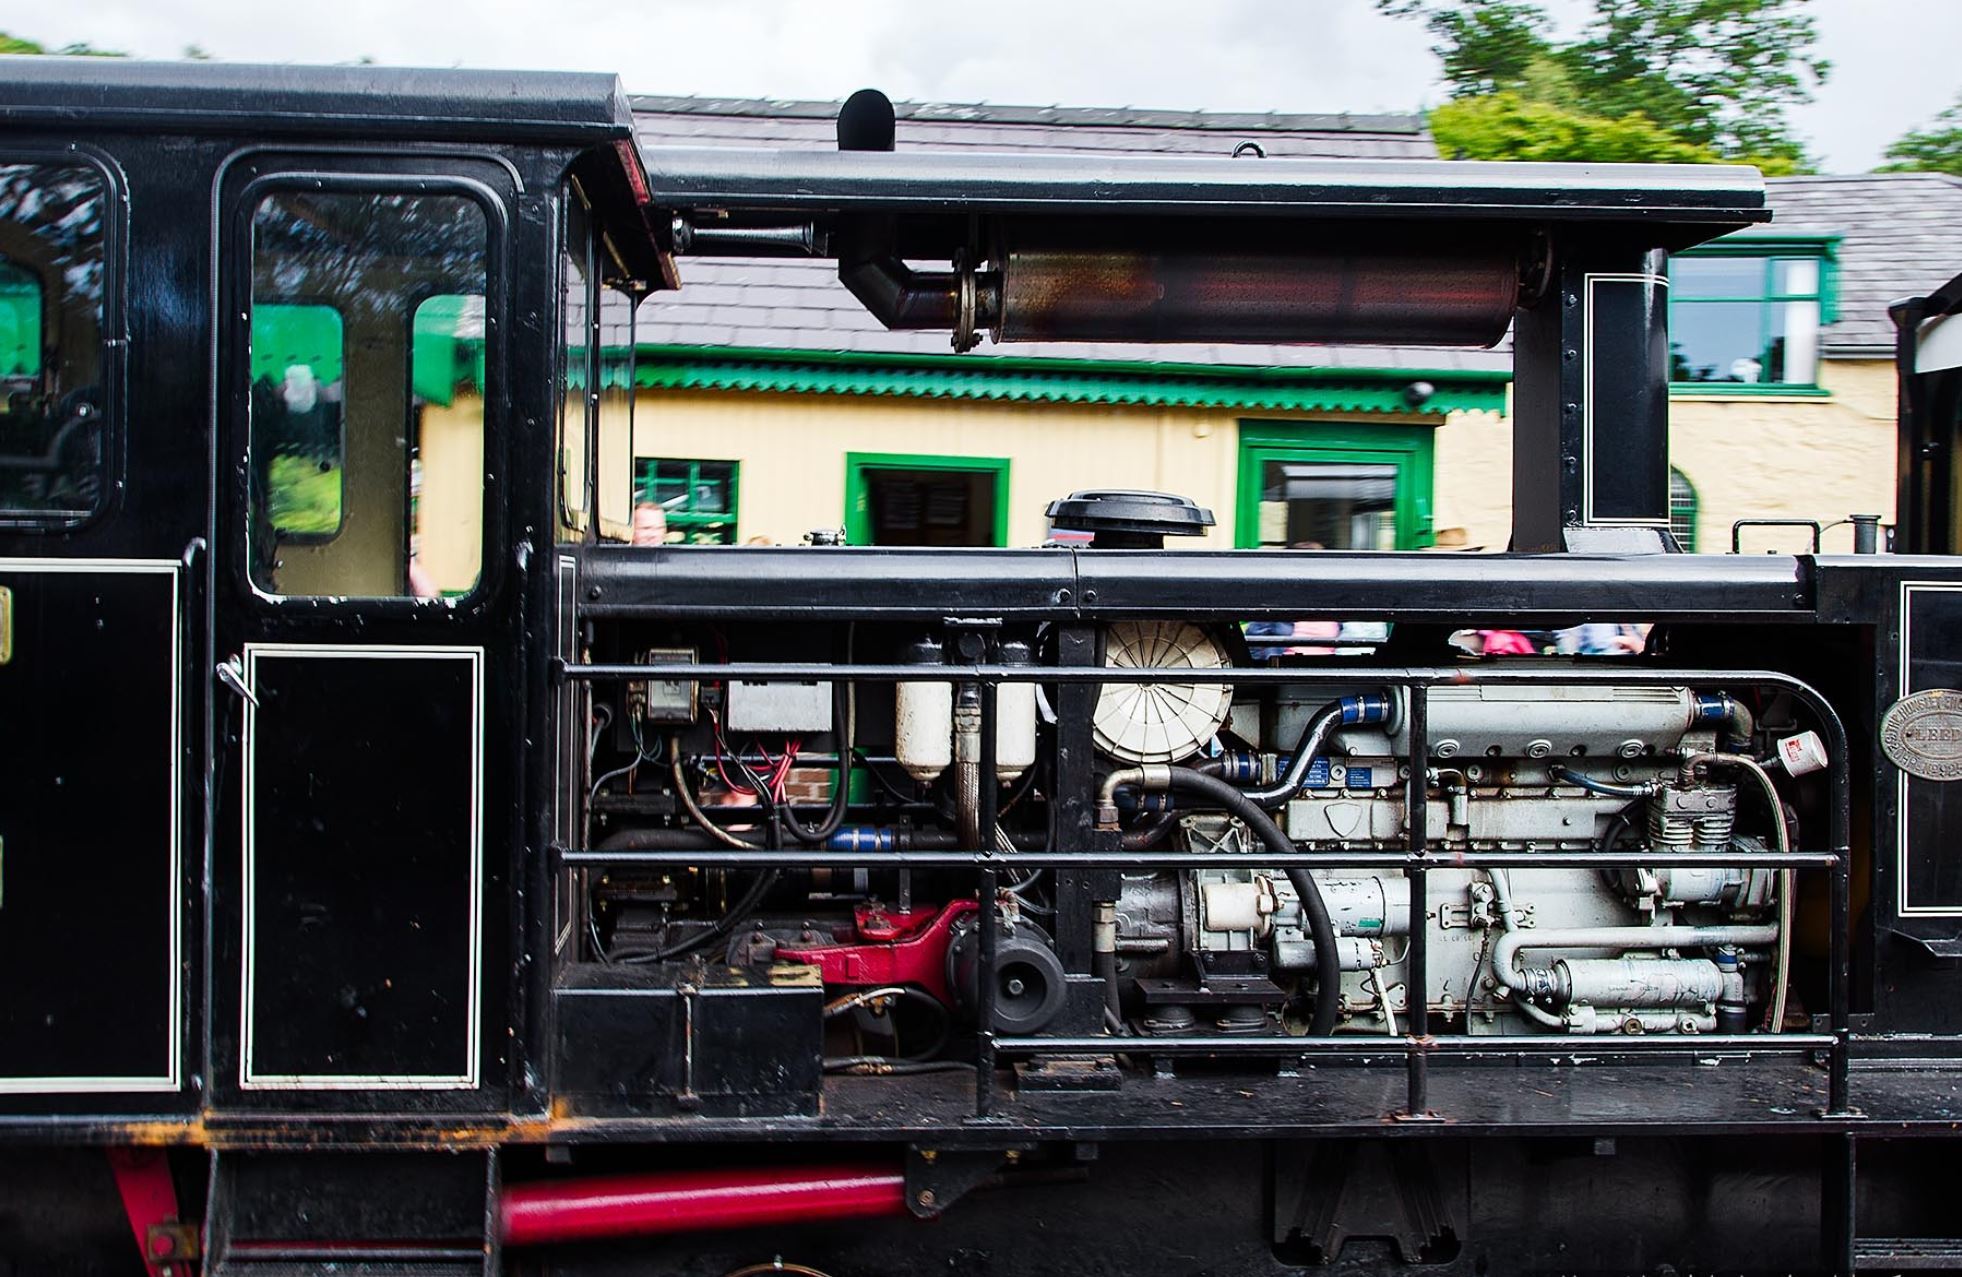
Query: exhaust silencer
996 224 1522 347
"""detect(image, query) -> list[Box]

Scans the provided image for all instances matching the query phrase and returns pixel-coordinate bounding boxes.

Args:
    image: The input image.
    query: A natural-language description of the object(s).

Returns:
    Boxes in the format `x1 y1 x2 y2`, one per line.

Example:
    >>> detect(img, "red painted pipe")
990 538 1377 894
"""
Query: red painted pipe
500 1163 908 1247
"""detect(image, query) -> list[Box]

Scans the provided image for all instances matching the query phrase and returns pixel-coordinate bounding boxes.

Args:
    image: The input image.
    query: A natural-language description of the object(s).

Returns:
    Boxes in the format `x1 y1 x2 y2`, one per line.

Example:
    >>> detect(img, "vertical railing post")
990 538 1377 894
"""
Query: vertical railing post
1828 844 1851 1116
974 678 1000 1118
1402 682 1432 1119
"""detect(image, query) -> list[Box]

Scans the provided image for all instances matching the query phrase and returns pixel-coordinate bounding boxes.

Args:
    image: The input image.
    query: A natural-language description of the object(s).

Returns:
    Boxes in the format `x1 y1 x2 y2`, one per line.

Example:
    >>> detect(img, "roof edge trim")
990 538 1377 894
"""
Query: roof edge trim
630 344 1510 417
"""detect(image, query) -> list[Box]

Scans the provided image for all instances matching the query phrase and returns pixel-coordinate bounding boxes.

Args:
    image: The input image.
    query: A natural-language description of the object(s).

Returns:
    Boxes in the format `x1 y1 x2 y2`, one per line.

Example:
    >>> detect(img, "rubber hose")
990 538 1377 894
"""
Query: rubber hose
786 680 853 844
1162 766 1342 1036
1093 948 1122 1020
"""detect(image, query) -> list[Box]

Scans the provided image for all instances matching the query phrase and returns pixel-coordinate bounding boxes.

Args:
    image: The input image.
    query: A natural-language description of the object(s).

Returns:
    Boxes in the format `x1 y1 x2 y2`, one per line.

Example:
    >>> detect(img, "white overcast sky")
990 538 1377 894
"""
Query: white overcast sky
19 0 1960 172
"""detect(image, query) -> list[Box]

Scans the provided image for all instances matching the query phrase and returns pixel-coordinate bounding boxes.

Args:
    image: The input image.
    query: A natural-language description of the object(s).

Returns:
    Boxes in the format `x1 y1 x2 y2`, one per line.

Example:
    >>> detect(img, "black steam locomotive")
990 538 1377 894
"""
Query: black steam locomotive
4 58 1962 1277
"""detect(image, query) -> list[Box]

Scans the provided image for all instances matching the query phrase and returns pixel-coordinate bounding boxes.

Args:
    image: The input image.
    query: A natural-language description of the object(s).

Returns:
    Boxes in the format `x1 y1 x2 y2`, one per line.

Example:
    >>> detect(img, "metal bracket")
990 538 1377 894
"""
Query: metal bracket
904 1145 1024 1218
145 1222 200 1270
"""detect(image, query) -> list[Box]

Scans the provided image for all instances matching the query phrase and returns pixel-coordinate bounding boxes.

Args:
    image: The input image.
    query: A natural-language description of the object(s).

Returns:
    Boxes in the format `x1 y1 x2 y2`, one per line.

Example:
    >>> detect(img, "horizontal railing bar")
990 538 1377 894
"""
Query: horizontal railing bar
559 846 1840 871
559 660 1826 690
996 1032 1836 1056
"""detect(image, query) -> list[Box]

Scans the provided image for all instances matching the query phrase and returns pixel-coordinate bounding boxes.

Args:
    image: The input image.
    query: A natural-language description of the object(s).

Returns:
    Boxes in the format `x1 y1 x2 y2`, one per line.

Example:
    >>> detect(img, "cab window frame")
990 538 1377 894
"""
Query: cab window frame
0 145 126 533
229 167 508 607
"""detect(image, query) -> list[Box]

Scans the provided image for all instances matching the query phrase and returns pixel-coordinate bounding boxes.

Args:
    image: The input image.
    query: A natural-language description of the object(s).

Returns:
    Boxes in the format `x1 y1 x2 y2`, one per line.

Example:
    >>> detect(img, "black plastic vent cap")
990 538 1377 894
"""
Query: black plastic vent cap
1045 490 1215 548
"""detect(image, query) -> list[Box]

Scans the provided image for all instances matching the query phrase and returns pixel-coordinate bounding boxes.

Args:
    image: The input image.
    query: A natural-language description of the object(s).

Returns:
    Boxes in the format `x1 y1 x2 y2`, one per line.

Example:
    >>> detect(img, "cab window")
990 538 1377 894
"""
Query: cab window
246 188 488 598
0 162 109 521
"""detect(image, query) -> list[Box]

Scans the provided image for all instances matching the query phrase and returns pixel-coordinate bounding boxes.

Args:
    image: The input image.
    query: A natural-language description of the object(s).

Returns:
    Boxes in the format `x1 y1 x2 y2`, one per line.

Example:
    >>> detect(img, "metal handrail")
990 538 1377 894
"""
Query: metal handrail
565 659 1853 1119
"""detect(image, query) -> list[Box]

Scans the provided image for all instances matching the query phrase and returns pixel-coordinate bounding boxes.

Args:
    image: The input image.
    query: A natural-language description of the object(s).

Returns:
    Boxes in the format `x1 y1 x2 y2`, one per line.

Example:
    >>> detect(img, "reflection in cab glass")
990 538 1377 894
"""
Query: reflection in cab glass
247 190 487 597
595 284 636 541
558 203 590 540
0 163 107 519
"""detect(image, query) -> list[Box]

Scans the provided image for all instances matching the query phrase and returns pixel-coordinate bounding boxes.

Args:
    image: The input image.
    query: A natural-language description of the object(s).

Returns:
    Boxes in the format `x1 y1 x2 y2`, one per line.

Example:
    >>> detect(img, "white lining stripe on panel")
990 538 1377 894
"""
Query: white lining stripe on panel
1896 583 1962 917
1581 272 1672 528
239 643 485 1089
0 558 181 1094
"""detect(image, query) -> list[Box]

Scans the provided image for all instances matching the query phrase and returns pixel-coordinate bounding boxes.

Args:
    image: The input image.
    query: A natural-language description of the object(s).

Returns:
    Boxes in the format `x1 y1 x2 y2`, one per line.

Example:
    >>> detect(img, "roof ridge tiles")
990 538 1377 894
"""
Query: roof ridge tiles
628 92 1423 135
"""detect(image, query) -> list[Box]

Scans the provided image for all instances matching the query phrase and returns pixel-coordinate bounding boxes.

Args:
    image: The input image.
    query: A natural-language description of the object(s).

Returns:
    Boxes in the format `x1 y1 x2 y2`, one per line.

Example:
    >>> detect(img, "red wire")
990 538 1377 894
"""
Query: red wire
708 708 757 797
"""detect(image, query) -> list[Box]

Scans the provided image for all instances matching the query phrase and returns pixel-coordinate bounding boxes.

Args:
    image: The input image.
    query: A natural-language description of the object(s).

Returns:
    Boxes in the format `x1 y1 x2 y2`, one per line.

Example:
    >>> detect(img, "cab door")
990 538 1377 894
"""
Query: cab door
209 155 515 1107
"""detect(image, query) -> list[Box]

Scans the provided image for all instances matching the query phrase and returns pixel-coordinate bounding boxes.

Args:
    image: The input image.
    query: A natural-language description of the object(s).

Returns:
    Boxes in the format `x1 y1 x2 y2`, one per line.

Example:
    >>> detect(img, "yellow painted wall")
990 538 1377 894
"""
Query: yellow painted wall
1671 360 1897 554
417 400 485 593
1432 359 1898 553
634 390 1454 548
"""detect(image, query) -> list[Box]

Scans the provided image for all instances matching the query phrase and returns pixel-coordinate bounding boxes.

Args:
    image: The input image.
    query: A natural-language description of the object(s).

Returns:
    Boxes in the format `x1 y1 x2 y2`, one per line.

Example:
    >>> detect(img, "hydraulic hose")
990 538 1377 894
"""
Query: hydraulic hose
1238 693 1391 808
1687 751 1795 1033
1160 766 1343 1036
1239 702 1344 808
1548 765 1656 800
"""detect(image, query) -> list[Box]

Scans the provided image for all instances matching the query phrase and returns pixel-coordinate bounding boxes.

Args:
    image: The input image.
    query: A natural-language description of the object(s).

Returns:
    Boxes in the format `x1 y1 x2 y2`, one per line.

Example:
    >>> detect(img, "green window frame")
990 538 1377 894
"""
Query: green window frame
638 457 739 544
844 452 1011 548
1669 466 1699 552
1234 421 1435 550
1668 234 1840 394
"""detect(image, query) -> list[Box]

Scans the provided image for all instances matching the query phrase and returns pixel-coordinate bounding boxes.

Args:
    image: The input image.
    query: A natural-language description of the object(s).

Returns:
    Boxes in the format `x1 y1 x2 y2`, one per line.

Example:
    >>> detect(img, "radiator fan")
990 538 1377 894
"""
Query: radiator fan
1091 620 1233 764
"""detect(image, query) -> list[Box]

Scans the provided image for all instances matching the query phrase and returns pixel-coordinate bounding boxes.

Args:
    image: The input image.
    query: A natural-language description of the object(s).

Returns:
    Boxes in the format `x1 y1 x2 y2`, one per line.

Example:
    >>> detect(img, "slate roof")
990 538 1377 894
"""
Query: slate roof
632 94 1513 375
1758 173 1962 358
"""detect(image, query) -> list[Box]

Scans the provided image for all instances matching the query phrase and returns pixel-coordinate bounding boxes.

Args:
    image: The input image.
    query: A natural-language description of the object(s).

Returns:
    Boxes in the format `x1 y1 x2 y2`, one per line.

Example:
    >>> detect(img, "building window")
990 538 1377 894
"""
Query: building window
1669 239 1837 390
639 458 739 544
1669 466 1698 551
845 453 1009 547
1233 422 1435 551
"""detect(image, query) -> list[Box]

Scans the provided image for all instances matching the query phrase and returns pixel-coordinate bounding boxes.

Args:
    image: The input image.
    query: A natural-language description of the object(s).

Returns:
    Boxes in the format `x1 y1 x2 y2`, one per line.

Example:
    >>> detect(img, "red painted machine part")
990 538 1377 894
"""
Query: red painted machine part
776 898 976 1006
500 1164 907 1246
106 1147 192 1277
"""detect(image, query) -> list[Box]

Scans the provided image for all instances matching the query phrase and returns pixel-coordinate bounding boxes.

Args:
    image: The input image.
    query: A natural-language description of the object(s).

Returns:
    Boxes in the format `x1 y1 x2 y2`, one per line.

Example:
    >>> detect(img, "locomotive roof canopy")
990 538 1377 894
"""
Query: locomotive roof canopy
645 145 1772 252
0 57 638 144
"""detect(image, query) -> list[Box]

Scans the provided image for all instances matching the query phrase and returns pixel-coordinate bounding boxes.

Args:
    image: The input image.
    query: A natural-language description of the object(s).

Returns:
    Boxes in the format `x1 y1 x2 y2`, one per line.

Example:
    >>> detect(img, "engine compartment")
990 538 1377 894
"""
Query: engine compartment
562 600 1834 1105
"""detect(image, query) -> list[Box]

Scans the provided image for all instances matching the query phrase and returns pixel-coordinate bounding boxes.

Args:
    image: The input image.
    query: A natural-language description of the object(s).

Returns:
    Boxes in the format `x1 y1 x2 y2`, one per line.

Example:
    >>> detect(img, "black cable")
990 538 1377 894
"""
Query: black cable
785 666 853 844
614 866 780 965
1160 766 1342 1037
619 770 785 965
822 1056 974 1076
824 986 952 1061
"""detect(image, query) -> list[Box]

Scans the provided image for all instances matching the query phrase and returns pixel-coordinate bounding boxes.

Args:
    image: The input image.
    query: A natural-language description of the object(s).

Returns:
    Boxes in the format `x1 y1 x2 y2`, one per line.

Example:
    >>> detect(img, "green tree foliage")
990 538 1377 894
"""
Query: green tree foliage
1379 0 1828 166
0 31 126 57
1879 95 1962 176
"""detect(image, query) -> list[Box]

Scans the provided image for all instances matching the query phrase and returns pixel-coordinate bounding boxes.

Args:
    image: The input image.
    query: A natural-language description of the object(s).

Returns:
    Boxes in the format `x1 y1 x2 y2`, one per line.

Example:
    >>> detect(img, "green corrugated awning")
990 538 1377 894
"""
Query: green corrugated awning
411 293 486 406
251 302 343 385
629 345 1509 417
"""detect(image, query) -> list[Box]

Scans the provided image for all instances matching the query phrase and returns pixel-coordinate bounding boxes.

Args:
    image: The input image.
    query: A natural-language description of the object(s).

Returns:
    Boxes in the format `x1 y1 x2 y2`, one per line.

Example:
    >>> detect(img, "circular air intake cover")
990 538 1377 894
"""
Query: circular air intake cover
1046 490 1214 548
1092 620 1233 764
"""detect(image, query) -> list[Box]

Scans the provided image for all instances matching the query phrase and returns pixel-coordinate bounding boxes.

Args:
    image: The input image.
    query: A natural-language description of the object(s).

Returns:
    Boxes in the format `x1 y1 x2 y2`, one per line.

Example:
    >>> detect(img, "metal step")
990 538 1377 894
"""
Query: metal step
205 1149 496 1277
1854 1237 1962 1271
212 1252 482 1277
